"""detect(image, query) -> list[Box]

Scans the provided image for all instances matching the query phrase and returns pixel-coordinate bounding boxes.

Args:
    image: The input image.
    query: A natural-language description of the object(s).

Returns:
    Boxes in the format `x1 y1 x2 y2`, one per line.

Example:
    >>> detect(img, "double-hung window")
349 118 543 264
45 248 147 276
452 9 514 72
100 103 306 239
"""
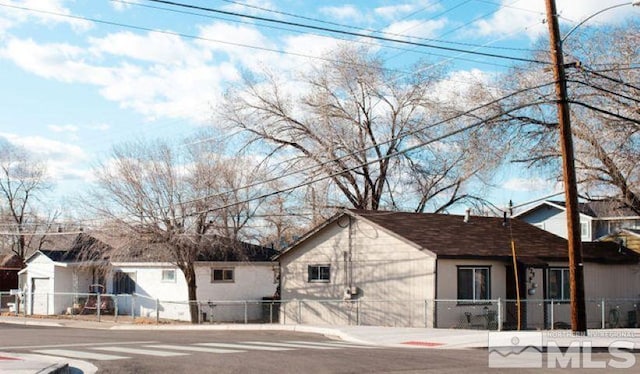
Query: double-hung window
457 266 490 302
211 268 234 283
308 264 330 283
547 267 570 301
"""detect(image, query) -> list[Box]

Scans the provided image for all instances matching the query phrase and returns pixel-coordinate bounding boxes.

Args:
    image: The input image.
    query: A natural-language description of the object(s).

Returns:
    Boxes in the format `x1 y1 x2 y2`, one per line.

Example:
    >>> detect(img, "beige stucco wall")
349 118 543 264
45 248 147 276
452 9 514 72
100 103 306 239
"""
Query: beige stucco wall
280 215 437 327
521 262 640 330
435 258 507 329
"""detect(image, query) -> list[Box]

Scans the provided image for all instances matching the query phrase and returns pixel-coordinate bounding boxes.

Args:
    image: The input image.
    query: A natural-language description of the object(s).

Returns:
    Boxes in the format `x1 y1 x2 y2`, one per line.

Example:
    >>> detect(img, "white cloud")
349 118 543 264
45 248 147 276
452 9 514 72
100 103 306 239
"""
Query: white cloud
111 0 139 11
503 177 554 192
0 132 90 182
87 123 111 131
1 32 242 122
89 31 211 66
472 0 640 40
374 4 417 19
382 19 447 40
0 0 91 32
319 5 362 21
48 124 79 133
430 69 492 107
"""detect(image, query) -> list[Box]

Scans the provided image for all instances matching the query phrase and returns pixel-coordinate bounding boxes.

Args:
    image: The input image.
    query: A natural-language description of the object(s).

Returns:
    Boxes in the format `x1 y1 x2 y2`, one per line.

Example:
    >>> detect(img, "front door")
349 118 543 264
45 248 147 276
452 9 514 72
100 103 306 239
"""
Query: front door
31 278 50 315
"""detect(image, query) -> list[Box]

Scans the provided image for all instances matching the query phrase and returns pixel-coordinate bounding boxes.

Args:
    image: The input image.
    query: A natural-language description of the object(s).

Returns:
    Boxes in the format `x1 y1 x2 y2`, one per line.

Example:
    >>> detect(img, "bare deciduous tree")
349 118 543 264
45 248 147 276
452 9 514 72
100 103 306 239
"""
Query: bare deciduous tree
88 136 268 323
219 45 502 213
482 22 640 213
0 138 53 261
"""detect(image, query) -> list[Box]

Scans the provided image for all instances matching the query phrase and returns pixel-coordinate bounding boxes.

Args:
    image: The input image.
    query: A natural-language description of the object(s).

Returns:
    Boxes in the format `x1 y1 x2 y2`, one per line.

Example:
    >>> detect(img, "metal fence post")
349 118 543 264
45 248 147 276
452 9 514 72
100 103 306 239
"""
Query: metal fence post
550 299 554 330
424 300 428 328
269 302 273 324
14 293 19 316
497 298 502 331
156 298 160 324
601 298 606 329
97 293 101 322
114 297 119 322
244 301 248 324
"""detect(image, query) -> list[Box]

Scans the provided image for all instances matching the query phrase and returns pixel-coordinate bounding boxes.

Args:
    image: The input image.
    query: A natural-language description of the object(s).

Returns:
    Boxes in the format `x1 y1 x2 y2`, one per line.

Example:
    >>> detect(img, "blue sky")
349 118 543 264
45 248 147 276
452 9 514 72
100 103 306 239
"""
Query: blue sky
0 0 638 213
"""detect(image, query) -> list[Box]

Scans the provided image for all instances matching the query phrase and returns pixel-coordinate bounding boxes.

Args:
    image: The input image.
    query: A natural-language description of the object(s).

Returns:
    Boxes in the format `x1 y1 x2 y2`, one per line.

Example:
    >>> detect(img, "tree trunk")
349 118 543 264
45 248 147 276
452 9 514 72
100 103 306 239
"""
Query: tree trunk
183 264 199 324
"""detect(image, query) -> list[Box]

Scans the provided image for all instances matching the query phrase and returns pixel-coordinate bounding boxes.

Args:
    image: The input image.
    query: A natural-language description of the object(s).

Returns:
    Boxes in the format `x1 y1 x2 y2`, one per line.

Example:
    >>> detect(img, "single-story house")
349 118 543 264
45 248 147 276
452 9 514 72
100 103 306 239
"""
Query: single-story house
0 253 23 292
277 209 640 329
19 233 279 322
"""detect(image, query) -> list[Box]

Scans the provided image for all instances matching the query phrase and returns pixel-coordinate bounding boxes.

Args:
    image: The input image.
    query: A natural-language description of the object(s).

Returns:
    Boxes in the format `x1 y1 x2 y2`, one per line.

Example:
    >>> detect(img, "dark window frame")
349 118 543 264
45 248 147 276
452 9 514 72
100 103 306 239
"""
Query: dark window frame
547 267 570 302
308 264 331 283
211 268 234 283
457 265 491 304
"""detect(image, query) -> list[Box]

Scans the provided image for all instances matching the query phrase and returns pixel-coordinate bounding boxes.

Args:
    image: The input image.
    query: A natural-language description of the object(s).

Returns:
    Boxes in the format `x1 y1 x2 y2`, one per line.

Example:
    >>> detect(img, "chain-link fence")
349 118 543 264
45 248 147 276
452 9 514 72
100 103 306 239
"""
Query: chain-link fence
2 292 638 329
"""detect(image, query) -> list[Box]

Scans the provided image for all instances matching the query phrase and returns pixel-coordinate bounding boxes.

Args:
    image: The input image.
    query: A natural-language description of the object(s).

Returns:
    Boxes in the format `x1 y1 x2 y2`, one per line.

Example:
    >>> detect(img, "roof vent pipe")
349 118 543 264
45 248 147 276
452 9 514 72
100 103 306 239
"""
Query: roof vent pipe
464 208 471 223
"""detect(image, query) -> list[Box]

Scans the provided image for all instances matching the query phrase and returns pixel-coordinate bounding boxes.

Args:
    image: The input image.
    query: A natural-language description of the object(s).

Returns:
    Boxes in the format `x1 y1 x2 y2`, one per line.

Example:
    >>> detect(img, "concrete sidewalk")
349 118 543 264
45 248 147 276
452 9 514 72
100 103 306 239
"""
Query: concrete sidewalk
1 315 639 373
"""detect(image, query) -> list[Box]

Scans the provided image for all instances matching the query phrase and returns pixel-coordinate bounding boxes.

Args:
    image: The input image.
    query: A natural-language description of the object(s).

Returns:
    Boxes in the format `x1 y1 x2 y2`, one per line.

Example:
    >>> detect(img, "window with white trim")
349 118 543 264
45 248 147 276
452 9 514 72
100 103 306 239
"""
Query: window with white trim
457 266 490 301
211 268 234 283
547 267 570 301
580 222 589 240
161 269 176 283
308 264 330 283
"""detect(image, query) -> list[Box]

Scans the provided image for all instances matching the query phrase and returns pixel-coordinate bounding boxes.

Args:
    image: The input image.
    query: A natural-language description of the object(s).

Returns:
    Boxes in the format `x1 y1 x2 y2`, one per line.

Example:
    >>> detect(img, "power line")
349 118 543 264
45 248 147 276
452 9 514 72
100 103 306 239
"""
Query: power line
567 79 640 105
167 81 557 212
111 0 526 73
0 2 405 75
143 0 549 64
568 100 640 126
206 0 541 53
189 98 552 217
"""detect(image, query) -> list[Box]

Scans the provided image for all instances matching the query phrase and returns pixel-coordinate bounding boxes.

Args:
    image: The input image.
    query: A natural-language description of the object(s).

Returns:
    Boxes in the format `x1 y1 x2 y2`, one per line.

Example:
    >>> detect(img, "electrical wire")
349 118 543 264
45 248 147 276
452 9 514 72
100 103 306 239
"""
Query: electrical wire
187 99 552 217
161 80 557 209
143 0 549 64
0 2 407 75
568 100 640 126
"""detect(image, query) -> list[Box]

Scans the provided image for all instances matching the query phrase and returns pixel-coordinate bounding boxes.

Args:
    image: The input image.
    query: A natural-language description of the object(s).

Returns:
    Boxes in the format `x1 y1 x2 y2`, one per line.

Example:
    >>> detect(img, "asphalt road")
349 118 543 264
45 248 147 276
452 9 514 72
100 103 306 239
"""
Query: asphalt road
1 324 639 373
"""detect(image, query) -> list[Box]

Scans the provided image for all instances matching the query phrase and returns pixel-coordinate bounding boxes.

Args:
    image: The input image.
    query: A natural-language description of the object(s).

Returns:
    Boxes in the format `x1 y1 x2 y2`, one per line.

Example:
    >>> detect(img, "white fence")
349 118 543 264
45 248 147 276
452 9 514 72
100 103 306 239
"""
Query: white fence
1 292 638 329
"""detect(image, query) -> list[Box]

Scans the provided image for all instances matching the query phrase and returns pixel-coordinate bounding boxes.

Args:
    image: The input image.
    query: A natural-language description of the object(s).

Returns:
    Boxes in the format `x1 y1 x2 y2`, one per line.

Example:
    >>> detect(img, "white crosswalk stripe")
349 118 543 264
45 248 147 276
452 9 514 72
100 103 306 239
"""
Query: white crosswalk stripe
24 340 377 362
195 342 294 351
143 344 243 354
32 349 129 361
240 341 339 350
92 346 189 357
285 341 375 349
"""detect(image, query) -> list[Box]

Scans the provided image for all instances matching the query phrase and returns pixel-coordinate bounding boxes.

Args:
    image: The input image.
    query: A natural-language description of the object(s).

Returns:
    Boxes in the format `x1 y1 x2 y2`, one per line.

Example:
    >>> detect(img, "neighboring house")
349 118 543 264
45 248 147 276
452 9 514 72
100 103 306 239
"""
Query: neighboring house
19 233 279 321
515 200 640 242
599 228 640 253
0 253 23 291
278 209 640 329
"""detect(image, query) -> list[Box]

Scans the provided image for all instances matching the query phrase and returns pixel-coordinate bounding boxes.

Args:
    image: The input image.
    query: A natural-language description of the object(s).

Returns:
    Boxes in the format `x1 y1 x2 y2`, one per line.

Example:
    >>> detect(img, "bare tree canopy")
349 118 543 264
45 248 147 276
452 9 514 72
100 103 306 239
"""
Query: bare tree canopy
87 135 270 322
486 21 640 213
219 45 503 213
0 138 54 261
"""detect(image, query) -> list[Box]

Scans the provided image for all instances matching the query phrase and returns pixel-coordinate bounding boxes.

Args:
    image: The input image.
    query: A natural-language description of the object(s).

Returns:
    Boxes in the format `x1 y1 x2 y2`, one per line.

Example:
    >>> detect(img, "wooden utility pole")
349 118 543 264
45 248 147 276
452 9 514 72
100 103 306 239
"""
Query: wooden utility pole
544 0 587 334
